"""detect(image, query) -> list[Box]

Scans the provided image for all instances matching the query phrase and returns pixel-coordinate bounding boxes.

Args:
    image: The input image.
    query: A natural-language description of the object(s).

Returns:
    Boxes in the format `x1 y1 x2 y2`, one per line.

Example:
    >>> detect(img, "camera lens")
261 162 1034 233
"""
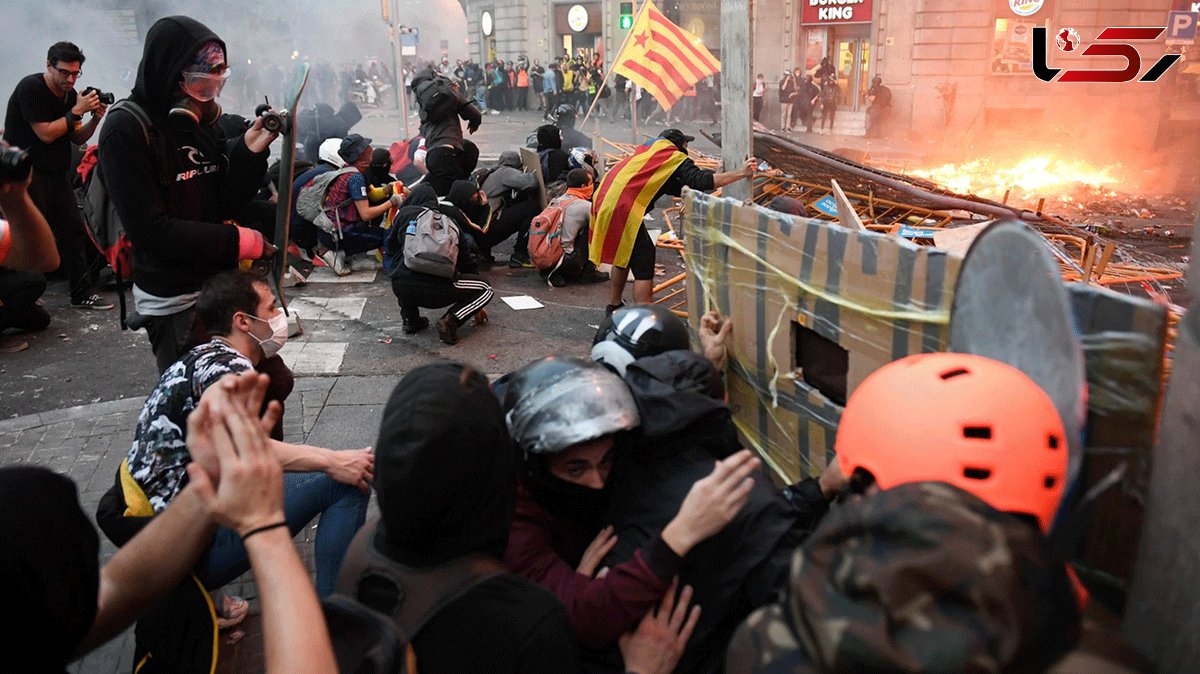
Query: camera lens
0 145 32 184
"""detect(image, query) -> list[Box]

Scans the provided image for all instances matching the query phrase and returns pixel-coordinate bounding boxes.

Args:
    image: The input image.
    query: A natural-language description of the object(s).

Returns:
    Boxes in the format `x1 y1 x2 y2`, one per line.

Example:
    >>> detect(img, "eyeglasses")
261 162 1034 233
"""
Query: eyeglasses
53 66 82 79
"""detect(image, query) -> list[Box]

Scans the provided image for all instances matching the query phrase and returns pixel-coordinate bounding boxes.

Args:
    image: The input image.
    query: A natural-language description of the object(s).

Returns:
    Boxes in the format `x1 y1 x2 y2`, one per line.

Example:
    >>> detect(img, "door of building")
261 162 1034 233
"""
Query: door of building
835 37 870 110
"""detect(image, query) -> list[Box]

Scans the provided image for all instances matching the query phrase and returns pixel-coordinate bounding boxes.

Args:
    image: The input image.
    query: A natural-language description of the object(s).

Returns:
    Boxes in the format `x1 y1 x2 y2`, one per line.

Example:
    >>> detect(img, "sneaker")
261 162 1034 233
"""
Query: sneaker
605 301 626 316
508 254 534 269
403 316 430 334
0 335 29 353
471 309 488 326
547 272 567 288
436 315 459 345
320 250 351 276
71 294 114 311
347 253 380 272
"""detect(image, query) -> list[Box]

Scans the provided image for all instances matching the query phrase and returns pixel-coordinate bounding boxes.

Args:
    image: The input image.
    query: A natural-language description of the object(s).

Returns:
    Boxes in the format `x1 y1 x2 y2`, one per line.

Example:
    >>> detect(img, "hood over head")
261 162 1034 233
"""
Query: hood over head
132 16 226 113
1 467 100 672
536 124 562 150
446 179 480 211
727 481 1082 674
373 363 518 566
498 150 522 168
622 351 727 437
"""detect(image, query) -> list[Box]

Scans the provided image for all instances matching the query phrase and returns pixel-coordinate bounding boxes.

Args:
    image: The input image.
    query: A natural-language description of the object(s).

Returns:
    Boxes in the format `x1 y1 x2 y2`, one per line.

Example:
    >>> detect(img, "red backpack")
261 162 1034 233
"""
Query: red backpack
527 197 580 272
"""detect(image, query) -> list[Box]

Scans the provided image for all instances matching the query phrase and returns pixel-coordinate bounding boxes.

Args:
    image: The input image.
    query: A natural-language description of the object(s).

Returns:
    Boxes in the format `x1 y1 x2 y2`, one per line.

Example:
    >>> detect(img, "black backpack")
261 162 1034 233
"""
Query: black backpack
413 75 458 123
323 518 506 673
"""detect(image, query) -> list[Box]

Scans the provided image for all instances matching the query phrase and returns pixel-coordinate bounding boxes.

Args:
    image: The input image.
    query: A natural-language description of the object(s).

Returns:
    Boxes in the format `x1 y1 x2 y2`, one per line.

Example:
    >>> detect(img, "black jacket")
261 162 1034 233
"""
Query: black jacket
386 183 479 280
97 16 268 298
413 67 483 151
603 351 827 674
649 157 716 211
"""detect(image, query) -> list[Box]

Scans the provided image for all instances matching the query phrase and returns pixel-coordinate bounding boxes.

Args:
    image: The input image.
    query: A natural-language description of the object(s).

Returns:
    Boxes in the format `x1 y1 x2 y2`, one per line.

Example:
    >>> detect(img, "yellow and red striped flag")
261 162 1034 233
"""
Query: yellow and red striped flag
611 0 720 110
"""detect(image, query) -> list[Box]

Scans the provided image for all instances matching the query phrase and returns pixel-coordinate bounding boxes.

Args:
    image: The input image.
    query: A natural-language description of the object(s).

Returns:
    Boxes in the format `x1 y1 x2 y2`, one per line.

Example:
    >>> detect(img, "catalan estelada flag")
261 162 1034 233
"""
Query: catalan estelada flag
611 0 720 110
590 138 688 267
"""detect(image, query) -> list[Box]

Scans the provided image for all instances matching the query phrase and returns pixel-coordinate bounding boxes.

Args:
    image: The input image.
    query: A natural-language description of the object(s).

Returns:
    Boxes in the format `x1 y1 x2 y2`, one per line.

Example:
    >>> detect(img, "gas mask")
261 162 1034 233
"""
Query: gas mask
244 309 289 359
170 64 229 126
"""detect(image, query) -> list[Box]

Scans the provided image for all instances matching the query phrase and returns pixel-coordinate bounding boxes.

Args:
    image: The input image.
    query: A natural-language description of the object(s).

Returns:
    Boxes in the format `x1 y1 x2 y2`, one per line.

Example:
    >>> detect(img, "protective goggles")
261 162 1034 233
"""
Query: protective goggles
180 68 231 102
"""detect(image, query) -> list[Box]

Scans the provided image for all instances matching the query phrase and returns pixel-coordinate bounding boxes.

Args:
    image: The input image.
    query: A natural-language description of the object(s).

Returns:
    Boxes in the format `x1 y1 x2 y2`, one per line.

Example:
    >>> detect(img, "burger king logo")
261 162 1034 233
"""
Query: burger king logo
1009 0 1044 17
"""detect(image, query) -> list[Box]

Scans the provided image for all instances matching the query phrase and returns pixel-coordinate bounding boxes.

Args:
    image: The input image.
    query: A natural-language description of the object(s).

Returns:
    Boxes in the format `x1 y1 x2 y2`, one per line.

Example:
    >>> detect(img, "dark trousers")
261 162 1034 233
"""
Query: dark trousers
317 222 387 255
821 104 836 130
517 86 529 110
391 273 493 325
481 197 540 257
752 96 764 122
0 268 50 332
546 229 594 283
425 141 480 196
793 105 814 131
545 92 557 116
143 306 293 440
29 170 91 301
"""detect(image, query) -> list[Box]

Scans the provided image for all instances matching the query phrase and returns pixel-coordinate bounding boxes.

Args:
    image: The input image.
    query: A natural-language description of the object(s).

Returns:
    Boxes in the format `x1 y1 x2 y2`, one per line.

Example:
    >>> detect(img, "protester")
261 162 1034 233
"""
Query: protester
532 59 546 111
101 270 371 599
499 355 760 653
751 74 765 123
819 77 840 133
1 371 336 673
590 129 755 313
4 41 111 310
866 75 892 138
541 168 608 287
543 63 561 119
553 103 593 150
793 73 819 133
411 65 483 196
288 137 346 257
0 168 56 353
96 16 279 374
386 183 493 345
314 134 404 274
535 124 571 185
778 72 796 132
479 150 541 267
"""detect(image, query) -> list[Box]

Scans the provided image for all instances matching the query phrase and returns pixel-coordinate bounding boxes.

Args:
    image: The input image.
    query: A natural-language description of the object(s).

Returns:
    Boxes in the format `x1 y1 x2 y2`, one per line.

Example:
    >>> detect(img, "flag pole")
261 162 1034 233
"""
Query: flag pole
581 0 650 127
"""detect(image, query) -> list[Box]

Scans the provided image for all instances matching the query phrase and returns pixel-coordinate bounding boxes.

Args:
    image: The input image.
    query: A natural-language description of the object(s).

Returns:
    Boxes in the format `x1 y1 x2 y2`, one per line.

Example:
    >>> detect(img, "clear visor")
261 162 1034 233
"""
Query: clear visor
181 68 230 102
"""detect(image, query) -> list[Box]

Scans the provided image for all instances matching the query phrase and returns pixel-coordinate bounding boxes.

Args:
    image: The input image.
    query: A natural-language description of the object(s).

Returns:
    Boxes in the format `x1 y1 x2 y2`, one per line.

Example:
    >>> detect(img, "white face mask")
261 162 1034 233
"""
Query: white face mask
245 309 288 359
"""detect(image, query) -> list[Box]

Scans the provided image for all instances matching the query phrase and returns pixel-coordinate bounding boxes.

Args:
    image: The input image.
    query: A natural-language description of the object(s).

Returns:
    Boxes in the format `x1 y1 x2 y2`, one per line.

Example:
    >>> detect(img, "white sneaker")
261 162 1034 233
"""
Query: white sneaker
321 250 351 276
347 253 381 272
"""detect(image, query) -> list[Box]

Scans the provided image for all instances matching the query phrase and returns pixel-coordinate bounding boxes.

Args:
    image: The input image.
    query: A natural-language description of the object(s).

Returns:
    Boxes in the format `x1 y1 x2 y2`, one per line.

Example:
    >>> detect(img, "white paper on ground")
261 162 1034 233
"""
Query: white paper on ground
501 295 545 310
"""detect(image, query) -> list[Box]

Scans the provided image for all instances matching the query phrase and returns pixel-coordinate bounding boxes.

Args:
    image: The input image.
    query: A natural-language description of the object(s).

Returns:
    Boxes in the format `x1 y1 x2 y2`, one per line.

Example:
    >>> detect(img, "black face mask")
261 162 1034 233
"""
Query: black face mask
525 457 609 529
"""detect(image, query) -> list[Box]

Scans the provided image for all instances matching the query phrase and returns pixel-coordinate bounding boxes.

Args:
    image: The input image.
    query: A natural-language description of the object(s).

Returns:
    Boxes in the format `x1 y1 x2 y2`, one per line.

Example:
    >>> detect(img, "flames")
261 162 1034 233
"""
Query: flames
909 155 1121 206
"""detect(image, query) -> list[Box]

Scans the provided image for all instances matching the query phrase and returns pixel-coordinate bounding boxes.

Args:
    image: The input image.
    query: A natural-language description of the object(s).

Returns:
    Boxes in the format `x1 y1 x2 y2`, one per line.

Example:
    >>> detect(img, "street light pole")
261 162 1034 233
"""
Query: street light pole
388 0 411 139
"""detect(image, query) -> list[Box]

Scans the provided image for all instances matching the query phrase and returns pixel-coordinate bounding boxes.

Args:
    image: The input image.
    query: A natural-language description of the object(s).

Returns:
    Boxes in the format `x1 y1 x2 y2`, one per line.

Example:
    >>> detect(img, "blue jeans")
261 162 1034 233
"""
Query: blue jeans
197 471 368 597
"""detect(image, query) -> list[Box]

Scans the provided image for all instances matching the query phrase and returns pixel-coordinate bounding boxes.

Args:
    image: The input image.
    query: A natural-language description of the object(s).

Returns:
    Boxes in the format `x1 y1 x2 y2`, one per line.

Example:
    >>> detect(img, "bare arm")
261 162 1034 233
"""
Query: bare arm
354 197 394 221
710 159 756 190
32 89 103 144
0 175 59 272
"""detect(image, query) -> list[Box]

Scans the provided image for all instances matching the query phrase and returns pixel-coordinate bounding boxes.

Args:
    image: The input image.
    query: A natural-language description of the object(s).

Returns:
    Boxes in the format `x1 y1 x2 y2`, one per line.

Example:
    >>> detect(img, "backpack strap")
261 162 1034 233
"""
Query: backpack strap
109 99 153 146
336 517 507 639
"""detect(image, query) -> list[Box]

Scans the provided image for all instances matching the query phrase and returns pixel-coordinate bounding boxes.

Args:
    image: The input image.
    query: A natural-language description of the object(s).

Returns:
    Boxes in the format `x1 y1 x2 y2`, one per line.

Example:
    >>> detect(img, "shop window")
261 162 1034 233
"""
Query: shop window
992 15 1051 75
793 322 849 406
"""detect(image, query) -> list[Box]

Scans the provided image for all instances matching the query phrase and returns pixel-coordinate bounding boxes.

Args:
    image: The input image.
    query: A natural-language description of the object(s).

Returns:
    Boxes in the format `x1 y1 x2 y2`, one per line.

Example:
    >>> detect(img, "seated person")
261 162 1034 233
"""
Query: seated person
317 134 406 275
2 372 337 673
479 150 541 268
543 168 608 287
386 183 493 345
101 270 371 598
535 124 571 185
499 355 759 654
0 267 50 354
554 104 593 150
0 169 56 353
289 137 345 256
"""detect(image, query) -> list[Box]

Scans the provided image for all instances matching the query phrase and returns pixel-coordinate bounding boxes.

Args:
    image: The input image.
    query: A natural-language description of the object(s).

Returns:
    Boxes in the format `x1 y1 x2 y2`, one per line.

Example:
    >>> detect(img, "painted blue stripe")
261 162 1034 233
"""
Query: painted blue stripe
755 207 771 459
859 232 878 276
892 246 917 360
922 251 948 352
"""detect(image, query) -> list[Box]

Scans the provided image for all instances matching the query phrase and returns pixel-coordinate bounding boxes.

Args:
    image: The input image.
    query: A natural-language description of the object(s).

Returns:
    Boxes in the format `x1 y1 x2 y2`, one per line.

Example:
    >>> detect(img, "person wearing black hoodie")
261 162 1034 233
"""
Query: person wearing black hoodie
385 183 493 345
411 65 482 196
97 16 278 373
535 124 571 185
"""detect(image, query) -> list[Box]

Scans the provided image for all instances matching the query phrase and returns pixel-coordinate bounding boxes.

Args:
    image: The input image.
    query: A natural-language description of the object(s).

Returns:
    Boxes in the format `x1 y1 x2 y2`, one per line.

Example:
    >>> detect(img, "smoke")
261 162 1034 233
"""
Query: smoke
0 0 466 122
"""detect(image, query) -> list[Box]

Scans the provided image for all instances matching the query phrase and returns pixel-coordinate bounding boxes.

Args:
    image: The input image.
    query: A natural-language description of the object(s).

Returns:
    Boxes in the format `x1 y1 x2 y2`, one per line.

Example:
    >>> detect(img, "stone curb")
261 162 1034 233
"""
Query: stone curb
0 396 145 435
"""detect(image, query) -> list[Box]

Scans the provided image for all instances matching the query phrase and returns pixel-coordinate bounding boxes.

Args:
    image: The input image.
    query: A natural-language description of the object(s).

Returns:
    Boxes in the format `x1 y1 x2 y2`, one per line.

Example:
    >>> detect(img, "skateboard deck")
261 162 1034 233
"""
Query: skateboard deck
273 63 311 313
947 220 1087 522
1123 233 1200 671
520 146 549 210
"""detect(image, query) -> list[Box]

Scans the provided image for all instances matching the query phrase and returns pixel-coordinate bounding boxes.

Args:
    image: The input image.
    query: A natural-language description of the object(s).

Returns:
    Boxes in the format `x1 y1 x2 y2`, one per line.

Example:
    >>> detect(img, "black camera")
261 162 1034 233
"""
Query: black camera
255 102 289 134
0 142 32 184
82 86 115 105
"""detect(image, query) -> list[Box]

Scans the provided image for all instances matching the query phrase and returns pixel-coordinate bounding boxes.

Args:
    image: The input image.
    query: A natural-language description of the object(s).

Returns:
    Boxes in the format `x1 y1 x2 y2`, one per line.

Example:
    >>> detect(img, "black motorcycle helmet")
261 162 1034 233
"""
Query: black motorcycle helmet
591 304 691 376
553 103 577 128
502 356 640 456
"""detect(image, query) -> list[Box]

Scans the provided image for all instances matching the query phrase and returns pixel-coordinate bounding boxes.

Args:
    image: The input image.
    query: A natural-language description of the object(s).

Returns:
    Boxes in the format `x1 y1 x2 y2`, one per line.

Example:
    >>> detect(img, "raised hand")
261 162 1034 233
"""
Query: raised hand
662 449 760 555
577 525 618 577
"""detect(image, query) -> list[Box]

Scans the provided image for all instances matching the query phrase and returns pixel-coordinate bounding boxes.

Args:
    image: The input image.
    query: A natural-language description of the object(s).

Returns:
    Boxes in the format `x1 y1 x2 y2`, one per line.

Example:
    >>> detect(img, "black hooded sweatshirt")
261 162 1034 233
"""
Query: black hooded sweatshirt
535 124 571 184
371 363 581 674
386 183 480 279
97 16 270 299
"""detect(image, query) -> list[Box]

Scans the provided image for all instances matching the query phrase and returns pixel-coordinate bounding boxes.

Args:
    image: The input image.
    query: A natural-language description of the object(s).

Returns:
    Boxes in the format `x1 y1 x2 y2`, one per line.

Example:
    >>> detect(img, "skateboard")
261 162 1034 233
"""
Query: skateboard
1123 233 1200 670
946 220 1087 529
271 63 311 314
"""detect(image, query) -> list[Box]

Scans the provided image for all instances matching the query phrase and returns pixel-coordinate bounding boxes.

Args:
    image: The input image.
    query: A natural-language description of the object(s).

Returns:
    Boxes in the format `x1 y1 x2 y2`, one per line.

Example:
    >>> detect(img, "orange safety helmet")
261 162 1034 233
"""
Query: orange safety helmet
835 352 1068 533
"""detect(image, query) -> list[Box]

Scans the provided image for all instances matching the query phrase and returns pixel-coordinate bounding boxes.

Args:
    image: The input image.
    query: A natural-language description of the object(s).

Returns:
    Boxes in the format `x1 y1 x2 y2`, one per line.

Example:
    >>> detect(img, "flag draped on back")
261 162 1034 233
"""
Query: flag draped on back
610 0 720 110
589 139 688 267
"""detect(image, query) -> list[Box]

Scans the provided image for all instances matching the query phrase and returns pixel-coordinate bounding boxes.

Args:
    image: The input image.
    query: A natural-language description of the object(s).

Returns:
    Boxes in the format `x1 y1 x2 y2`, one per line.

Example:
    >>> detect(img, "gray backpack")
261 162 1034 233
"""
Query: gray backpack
402 208 459 278
296 166 357 236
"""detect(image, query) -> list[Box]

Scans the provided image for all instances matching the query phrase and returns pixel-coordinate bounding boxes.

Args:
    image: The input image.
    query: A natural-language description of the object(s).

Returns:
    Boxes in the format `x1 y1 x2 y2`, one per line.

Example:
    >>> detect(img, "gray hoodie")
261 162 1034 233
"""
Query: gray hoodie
482 151 539 206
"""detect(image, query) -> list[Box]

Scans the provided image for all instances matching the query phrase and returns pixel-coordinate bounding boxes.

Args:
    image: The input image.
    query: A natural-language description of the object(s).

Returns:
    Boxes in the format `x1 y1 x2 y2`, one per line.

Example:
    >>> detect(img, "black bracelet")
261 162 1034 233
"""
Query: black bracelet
240 520 289 541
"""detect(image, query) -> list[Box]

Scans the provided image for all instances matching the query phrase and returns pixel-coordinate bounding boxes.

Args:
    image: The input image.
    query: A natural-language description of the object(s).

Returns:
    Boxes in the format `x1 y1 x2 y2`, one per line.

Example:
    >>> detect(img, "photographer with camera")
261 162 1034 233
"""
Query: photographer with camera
4 41 112 311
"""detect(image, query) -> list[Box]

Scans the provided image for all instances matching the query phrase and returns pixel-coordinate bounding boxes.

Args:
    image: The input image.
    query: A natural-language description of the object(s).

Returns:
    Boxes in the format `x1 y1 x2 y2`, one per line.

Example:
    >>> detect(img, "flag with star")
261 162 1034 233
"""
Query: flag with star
611 0 720 110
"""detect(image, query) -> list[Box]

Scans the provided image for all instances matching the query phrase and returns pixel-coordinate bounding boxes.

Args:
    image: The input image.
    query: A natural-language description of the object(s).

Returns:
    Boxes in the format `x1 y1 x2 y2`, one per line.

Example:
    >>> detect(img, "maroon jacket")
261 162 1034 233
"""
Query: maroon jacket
503 479 683 649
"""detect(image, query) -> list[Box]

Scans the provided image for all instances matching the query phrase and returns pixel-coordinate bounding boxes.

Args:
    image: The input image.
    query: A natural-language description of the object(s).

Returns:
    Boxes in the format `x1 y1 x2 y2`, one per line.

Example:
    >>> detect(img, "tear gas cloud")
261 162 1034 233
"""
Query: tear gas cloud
0 0 467 119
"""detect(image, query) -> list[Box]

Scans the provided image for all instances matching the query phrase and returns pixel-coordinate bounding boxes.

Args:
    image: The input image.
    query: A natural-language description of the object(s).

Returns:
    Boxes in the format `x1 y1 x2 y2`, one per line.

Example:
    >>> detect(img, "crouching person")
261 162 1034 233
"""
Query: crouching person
530 168 609 287
386 183 493 345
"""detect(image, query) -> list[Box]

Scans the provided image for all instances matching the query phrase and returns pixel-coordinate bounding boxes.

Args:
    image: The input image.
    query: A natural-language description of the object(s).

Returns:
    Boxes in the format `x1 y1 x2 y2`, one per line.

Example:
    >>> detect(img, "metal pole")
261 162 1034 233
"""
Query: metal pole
721 0 753 201
394 17 411 138
580 0 646 127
